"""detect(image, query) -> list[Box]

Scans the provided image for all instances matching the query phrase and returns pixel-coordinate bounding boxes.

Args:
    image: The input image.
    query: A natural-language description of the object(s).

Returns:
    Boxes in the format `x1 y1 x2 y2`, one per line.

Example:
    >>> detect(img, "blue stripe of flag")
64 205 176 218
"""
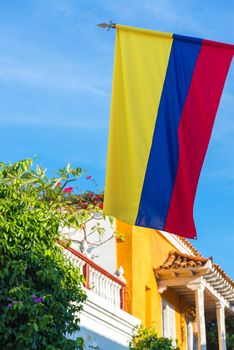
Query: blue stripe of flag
135 36 202 230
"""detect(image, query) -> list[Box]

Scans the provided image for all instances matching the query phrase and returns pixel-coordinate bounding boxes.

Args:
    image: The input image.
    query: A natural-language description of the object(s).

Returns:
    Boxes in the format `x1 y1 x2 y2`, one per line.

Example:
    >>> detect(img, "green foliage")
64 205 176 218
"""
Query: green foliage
207 317 234 350
0 159 105 349
129 326 180 350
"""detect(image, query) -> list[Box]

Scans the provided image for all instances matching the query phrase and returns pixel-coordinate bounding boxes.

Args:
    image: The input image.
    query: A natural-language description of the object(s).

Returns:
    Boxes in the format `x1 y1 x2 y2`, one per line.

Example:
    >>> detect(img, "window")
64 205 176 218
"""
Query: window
162 299 176 343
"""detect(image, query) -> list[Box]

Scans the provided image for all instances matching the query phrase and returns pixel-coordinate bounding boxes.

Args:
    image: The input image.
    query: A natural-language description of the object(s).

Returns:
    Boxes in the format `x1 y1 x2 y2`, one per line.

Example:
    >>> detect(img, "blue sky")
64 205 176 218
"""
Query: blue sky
0 0 234 277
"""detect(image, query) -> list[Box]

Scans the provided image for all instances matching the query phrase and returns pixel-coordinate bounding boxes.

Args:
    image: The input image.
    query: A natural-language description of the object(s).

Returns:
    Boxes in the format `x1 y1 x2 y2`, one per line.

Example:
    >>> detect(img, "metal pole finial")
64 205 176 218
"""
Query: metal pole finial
97 21 116 30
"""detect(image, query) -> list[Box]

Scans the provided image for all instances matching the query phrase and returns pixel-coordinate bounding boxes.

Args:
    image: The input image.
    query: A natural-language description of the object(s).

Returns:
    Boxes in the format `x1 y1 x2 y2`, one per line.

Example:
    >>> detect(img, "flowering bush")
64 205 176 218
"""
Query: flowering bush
129 326 180 350
0 159 105 350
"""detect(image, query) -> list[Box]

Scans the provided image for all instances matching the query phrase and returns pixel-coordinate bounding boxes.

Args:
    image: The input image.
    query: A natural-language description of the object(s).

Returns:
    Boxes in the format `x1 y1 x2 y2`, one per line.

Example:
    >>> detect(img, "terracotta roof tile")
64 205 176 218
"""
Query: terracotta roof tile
172 236 234 287
156 251 210 271
159 231 234 288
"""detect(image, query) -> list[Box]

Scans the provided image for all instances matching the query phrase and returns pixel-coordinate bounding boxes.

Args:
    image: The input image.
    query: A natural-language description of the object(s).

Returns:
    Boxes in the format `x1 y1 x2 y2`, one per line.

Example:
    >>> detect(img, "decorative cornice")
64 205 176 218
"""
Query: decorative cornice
158 230 202 256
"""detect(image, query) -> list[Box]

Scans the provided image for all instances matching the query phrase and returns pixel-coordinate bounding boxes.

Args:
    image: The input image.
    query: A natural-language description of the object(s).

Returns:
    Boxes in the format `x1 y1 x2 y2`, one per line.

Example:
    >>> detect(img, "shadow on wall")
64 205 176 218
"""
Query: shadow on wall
71 328 129 350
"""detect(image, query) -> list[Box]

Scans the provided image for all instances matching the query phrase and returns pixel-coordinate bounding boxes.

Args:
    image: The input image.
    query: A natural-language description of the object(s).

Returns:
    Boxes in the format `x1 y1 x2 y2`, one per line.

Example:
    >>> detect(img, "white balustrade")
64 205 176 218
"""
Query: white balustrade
63 246 125 309
88 265 123 307
63 249 86 274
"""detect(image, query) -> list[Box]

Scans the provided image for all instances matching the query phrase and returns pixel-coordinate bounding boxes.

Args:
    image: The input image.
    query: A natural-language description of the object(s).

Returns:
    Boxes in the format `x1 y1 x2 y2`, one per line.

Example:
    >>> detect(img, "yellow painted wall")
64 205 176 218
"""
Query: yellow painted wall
116 220 187 350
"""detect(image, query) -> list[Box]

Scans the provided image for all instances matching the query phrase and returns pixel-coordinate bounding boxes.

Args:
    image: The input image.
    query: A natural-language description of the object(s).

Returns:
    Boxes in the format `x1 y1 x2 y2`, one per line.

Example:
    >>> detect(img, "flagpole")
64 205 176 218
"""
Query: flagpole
97 21 116 30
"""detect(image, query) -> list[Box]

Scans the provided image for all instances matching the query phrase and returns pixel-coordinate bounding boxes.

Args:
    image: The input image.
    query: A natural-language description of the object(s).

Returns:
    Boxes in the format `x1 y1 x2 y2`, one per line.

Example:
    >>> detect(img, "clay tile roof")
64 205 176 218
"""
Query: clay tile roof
156 251 211 271
172 237 234 287
159 232 234 288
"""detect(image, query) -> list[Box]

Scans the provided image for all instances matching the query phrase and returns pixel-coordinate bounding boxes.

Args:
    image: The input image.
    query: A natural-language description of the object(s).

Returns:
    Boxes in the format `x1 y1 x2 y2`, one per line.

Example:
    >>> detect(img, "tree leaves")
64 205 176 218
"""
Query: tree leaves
0 159 88 350
129 326 180 350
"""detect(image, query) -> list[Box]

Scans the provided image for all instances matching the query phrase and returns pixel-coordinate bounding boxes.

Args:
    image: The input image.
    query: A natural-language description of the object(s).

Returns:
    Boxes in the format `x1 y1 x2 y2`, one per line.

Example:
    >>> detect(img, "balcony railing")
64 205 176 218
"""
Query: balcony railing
62 245 126 309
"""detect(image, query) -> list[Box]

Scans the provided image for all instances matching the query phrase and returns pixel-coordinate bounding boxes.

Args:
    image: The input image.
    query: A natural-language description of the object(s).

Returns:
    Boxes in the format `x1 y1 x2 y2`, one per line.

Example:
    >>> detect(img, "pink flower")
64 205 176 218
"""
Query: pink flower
56 181 61 186
82 203 87 209
63 187 73 193
86 175 92 180
99 203 103 210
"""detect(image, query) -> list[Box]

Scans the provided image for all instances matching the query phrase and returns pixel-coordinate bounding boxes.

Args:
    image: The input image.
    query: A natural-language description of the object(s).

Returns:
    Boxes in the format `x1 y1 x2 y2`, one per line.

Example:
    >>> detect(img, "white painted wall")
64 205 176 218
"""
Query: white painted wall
88 218 116 274
71 289 140 350
62 217 117 274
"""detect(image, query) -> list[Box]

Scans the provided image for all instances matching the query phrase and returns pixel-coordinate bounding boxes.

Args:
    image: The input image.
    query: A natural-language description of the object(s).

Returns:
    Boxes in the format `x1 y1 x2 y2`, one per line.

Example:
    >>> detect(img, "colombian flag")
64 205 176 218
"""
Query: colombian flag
104 25 234 239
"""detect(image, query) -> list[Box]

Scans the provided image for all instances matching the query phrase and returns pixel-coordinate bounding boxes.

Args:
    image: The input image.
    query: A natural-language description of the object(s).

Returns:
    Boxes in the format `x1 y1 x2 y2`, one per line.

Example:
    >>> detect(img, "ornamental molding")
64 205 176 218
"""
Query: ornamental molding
159 231 196 255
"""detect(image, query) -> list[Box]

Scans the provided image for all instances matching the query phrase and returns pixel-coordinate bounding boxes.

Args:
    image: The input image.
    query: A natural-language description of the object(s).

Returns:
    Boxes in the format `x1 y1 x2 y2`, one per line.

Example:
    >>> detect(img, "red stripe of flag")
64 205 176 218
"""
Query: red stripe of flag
164 42 233 238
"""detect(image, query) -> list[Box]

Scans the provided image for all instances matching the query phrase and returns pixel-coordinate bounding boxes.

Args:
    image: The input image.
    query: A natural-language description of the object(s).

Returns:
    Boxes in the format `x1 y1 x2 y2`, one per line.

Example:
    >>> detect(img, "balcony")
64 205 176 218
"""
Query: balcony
63 245 140 350
63 245 125 309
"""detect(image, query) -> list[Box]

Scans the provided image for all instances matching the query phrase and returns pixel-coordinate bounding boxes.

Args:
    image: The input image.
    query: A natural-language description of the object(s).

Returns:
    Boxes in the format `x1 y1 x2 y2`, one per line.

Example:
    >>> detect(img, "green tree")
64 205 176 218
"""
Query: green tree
207 317 234 350
0 159 104 350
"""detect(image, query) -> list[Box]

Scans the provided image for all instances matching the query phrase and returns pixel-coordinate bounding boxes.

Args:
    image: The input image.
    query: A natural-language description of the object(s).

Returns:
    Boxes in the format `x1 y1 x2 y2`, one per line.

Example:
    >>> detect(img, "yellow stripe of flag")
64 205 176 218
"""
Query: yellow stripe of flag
104 25 173 224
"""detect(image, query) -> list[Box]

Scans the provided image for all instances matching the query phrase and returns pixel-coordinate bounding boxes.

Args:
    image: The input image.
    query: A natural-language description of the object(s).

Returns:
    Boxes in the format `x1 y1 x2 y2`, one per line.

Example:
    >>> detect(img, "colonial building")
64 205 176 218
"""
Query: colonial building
64 218 234 350
116 220 234 350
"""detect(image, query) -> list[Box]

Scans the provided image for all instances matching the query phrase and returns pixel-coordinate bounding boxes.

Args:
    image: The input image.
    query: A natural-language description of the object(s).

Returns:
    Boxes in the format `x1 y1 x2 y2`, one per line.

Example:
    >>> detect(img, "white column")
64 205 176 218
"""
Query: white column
216 302 227 350
188 283 207 350
187 321 193 350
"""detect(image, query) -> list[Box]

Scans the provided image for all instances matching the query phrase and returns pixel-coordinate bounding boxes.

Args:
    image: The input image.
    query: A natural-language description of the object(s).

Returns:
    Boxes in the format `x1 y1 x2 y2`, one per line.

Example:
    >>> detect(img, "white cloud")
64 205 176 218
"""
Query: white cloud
0 112 107 129
0 54 110 97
